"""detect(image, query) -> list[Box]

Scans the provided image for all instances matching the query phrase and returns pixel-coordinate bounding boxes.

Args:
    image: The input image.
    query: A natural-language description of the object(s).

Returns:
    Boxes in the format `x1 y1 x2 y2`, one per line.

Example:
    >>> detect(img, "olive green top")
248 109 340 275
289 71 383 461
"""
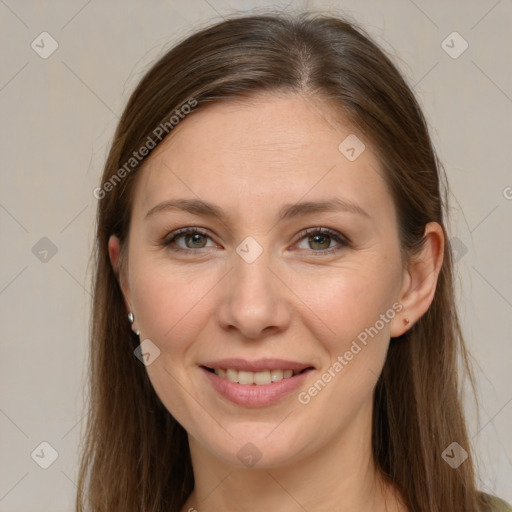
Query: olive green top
484 494 512 511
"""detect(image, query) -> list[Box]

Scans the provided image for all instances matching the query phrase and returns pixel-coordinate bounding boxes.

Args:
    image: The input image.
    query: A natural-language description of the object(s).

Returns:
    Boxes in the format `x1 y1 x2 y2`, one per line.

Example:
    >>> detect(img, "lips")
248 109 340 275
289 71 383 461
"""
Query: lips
200 358 315 407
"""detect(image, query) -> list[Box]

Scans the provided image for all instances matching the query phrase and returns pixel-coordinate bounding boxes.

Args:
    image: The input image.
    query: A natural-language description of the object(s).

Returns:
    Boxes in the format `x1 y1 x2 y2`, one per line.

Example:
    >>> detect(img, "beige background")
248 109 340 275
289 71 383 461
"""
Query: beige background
0 0 511 510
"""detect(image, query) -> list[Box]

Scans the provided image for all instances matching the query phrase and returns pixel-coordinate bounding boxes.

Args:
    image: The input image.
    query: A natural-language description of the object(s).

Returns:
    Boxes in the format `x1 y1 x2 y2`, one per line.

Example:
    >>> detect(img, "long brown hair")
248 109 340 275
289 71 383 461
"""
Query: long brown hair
77 12 488 511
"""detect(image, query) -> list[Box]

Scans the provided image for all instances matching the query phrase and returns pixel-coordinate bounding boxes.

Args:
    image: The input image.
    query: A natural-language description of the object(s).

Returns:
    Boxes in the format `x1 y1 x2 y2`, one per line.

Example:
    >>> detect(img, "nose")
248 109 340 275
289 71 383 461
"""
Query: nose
216 251 292 340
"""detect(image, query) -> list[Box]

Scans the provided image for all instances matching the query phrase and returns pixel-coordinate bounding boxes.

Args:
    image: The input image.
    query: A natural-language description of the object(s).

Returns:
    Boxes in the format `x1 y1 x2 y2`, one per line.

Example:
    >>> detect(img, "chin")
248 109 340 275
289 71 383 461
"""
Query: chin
197 422 313 470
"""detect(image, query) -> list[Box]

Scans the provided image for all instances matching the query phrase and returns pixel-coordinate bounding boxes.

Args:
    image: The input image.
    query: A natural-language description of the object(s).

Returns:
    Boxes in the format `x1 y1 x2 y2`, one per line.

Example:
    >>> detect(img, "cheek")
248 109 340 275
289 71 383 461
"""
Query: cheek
289 259 401 347
291 268 400 418
128 262 223 429
130 264 218 349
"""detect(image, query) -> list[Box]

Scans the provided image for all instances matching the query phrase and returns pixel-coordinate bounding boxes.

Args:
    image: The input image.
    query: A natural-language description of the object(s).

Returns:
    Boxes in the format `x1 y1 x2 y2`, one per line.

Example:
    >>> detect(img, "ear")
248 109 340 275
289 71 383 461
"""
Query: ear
390 222 444 337
108 234 133 314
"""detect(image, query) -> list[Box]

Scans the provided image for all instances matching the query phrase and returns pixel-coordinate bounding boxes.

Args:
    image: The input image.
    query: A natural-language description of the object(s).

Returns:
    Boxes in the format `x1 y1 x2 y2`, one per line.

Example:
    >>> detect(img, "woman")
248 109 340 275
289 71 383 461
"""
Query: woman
78 12 511 512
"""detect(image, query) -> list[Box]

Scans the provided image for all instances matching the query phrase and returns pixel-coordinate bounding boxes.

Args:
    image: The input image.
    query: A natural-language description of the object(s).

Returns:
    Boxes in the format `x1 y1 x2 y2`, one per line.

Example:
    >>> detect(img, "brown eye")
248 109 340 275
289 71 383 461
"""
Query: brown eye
295 228 348 254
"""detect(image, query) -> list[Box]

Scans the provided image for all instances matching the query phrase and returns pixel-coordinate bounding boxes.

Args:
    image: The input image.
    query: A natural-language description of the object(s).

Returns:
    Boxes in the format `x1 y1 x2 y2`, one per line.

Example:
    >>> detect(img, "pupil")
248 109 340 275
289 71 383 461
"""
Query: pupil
188 234 205 247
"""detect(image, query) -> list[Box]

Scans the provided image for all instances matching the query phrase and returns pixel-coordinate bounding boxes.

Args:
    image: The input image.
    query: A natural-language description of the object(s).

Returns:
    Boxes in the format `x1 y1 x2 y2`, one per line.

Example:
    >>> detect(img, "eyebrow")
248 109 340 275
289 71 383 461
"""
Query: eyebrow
145 197 370 222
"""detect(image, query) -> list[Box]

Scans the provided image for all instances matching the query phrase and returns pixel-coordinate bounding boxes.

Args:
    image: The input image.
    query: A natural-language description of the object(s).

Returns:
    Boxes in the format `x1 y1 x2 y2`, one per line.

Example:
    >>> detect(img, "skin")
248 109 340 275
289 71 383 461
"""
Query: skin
109 93 444 512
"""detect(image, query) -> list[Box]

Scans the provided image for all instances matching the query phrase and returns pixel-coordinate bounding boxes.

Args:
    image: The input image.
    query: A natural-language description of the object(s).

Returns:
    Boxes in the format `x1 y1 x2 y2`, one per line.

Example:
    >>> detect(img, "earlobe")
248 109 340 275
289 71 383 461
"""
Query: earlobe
390 222 444 337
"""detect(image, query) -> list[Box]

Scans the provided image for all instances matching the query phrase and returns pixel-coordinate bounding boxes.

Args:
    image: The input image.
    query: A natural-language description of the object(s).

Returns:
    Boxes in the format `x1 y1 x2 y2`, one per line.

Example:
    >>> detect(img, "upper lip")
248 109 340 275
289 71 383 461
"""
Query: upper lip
201 358 314 373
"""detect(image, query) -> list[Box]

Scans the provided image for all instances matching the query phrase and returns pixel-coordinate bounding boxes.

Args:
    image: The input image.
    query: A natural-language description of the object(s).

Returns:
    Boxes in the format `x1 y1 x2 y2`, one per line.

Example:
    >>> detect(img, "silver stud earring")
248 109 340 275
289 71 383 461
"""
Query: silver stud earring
127 311 140 336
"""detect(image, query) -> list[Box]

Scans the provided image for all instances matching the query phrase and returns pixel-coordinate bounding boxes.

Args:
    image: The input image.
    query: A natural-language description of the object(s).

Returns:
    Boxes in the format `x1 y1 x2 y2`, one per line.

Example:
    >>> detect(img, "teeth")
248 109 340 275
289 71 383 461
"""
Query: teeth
226 369 238 383
213 368 300 385
271 369 283 382
238 370 254 385
254 371 271 385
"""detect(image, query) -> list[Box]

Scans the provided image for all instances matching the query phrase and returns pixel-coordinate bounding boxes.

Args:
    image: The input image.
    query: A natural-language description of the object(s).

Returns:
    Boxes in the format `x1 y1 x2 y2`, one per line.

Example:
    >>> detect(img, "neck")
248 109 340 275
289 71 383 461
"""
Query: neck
181 400 404 512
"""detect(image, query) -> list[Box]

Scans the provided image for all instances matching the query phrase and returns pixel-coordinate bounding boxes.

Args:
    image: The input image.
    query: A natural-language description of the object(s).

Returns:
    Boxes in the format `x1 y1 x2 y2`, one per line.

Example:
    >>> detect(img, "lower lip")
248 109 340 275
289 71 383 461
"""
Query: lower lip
201 367 314 408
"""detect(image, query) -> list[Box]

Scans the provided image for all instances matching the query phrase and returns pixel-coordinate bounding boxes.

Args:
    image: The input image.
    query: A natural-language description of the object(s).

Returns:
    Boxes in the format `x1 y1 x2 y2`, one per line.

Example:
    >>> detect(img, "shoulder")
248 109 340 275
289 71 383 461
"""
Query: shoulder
479 493 512 512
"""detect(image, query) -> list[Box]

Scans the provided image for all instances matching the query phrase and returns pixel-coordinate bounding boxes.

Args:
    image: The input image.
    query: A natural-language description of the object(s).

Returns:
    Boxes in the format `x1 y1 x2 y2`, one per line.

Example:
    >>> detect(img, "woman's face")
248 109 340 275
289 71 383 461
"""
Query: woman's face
114 93 409 468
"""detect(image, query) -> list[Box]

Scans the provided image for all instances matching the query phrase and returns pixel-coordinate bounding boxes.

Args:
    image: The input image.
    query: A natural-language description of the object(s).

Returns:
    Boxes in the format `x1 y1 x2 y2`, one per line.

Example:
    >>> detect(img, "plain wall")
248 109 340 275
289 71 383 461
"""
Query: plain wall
0 0 511 510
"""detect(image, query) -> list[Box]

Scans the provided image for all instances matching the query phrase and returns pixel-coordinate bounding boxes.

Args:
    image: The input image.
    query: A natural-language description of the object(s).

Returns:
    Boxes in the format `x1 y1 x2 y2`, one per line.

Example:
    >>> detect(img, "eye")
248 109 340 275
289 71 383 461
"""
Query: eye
294 227 348 255
162 227 217 253
161 226 349 256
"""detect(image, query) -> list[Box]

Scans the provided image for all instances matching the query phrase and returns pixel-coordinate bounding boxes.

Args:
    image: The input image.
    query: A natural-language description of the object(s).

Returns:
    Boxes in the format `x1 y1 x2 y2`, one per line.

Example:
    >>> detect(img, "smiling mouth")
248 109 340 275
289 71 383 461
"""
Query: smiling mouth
202 366 313 386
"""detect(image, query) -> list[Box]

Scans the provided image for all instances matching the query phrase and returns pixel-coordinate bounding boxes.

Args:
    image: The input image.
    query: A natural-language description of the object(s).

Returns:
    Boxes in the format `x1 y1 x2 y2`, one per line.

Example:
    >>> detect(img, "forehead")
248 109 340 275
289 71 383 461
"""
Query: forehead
132 93 394 222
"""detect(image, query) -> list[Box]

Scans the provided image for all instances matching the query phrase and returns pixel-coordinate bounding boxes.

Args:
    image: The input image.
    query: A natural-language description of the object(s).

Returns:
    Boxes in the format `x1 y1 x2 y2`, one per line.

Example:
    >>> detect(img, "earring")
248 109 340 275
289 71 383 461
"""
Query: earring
403 317 410 326
128 311 140 336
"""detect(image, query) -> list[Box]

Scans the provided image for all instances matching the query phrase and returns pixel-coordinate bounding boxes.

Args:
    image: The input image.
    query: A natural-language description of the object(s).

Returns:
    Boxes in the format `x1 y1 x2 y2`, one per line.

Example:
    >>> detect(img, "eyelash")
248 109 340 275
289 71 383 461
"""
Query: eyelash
161 227 349 256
